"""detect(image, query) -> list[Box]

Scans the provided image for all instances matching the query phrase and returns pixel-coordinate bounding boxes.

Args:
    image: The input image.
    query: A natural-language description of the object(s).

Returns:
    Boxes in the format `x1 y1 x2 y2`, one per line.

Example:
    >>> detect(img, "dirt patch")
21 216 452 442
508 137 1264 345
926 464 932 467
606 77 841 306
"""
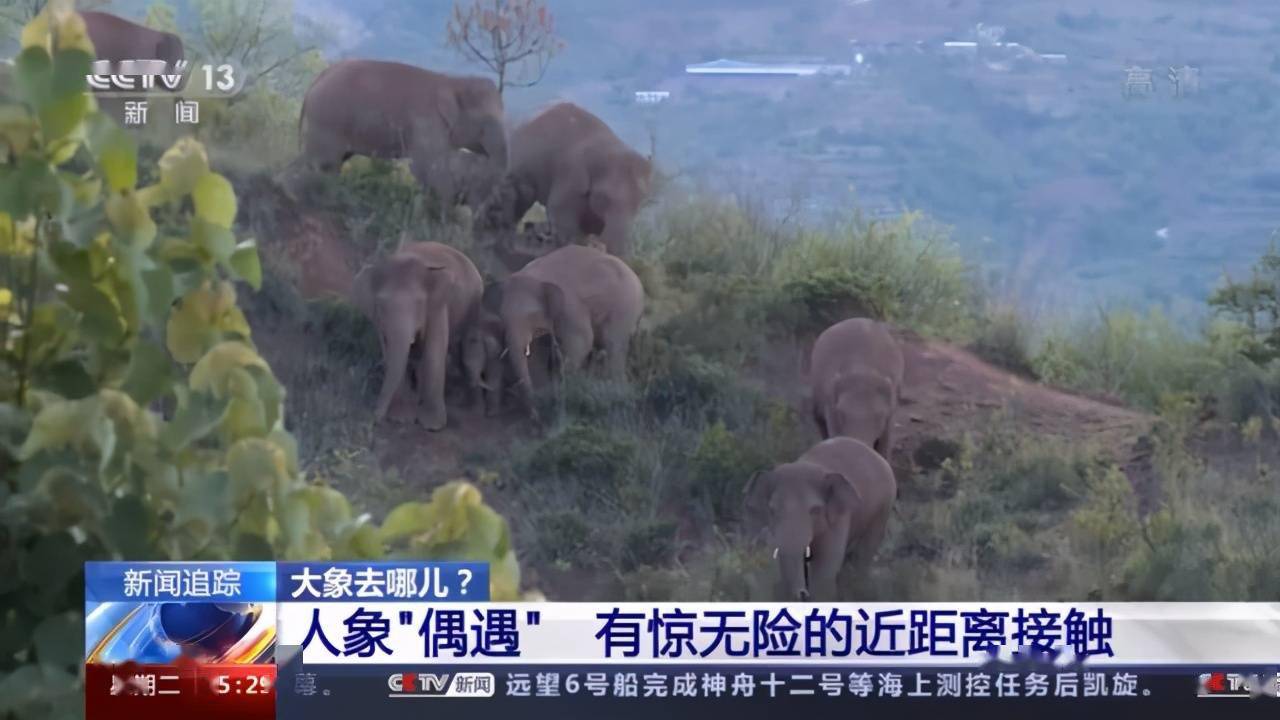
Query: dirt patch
242 174 361 301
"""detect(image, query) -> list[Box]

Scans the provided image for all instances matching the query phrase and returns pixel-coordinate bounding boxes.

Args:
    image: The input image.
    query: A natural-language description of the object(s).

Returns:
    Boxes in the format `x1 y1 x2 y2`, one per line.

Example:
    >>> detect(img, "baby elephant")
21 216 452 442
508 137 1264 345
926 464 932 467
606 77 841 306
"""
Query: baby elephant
809 317 905 463
463 244 644 418
351 242 483 430
745 437 897 602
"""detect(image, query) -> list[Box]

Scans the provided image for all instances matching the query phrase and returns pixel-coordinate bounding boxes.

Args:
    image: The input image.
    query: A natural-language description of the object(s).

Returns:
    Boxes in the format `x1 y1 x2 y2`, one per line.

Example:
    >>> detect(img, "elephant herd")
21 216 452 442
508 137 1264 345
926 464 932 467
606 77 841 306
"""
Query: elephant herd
82 11 907 602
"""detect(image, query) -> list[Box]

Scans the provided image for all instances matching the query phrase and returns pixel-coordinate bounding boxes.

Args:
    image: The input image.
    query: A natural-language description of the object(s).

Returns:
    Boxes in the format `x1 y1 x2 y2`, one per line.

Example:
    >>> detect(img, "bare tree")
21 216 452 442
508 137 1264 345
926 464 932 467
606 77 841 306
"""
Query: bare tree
446 0 564 95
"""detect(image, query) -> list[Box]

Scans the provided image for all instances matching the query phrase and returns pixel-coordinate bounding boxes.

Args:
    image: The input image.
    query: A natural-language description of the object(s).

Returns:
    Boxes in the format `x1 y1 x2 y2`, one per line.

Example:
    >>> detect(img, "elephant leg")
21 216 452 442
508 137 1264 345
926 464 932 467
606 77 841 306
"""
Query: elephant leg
416 309 451 432
387 383 419 423
597 211 634 258
546 176 590 246
552 331 593 397
806 547 843 602
875 418 894 466
528 336 553 389
600 321 632 381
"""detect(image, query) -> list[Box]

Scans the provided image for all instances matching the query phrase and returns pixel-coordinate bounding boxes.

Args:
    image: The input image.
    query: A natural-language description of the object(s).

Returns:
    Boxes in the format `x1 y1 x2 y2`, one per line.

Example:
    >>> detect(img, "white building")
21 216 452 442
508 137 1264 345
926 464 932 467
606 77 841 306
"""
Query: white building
686 59 852 77
635 91 670 105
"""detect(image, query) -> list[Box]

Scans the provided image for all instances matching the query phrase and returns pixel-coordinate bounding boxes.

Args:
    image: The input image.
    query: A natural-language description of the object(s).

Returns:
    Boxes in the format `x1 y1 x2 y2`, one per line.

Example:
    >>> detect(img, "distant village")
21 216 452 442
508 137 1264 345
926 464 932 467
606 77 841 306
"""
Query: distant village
634 24 1066 106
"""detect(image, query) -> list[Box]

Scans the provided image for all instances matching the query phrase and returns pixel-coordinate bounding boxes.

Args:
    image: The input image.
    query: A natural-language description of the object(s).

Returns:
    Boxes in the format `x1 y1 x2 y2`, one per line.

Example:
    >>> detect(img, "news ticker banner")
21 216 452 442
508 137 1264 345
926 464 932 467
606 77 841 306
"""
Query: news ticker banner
85 560 486 720
85 561 1280 720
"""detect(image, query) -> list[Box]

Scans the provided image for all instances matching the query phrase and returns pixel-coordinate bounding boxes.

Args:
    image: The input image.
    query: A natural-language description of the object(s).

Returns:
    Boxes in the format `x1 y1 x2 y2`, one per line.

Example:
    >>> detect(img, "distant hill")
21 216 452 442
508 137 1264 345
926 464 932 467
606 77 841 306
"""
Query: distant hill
85 0 1280 318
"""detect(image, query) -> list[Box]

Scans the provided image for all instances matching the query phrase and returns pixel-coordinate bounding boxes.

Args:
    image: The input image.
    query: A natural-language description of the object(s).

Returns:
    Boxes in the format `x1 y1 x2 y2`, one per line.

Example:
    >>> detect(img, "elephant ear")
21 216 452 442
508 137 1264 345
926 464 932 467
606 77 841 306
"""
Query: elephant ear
350 264 379 320
820 472 861 528
541 281 570 337
743 470 775 522
157 33 184 66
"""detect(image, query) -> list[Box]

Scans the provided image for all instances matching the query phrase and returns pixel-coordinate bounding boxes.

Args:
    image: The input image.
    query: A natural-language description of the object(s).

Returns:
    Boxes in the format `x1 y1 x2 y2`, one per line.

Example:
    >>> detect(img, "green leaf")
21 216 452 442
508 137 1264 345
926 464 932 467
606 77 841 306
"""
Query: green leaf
229 240 262 290
102 495 156 559
341 523 387 559
94 126 138 193
142 266 175 328
18 399 88 460
122 340 175 405
64 281 126 345
13 46 53 110
0 608 35 658
226 437 289 505
159 391 229 452
0 155 70 218
166 283 251 364
32 612 81 669
25 532 83 601
0 404 32 456
380 501 433 543
0 663 80 717
105 191 157 249
49 49 92 104
157 137 210 198
189 341 269 396
175 470 235 537
233 532 275 560
191 216 236 263
34 359 95 399
192 172 237 228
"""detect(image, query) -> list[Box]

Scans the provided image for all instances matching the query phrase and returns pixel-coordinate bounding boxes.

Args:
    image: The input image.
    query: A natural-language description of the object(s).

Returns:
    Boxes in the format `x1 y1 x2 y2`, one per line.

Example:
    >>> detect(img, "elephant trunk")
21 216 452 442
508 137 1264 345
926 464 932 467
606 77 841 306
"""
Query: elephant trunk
374 315 417 420
774 521 813 602
505 323 535 415
776 545 810 602
480 116 508 174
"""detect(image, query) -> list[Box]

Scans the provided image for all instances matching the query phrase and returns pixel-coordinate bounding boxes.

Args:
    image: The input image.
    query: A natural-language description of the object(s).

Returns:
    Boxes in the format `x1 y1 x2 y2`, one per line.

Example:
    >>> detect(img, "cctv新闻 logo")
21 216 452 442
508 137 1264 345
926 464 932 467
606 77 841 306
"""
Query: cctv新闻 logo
1197 672 1280 698
386 671 495 698
86 59 190 93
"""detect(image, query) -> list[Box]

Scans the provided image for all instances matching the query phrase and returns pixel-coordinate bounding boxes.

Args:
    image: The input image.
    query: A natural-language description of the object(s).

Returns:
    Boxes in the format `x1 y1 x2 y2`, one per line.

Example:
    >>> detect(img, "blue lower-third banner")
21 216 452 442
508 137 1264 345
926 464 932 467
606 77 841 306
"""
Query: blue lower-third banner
275 654 1280 719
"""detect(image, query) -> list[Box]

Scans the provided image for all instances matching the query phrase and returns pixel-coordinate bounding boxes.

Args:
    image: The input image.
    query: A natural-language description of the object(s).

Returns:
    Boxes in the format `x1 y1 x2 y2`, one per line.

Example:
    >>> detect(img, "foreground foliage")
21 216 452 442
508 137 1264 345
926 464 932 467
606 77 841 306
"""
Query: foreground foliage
0 8 532 719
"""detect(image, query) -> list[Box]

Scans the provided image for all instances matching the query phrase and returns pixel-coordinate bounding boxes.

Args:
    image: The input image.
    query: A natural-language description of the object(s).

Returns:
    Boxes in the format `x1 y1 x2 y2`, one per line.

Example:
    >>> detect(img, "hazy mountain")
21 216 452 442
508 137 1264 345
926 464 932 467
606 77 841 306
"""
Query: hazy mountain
86 0 1280 317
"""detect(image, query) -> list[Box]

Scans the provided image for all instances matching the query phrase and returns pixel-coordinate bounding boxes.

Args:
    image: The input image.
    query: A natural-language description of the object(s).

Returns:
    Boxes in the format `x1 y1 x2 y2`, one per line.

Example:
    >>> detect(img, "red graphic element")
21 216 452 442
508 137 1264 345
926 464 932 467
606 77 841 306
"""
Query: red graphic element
402 672 417 692
1204 673 1228 694
87 662 275 720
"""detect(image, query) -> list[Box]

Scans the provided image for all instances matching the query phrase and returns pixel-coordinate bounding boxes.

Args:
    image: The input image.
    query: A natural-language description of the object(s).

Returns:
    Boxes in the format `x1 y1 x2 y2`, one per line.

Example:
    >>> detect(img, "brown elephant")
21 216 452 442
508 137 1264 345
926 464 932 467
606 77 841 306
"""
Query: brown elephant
478 102 652 258
351 242 483 430
83 11 185 69
82 11 185 124
745 436 897 602
808 317 905 463
295 60 507 208
462 244 644 418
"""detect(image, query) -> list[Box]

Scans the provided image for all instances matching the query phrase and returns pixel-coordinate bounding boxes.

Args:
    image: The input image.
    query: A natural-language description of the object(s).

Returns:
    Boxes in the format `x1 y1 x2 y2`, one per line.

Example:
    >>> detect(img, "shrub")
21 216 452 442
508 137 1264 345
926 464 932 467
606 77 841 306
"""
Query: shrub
638 350 757 427
1208 242 1280 365
969 306 1038 378
771 212 978 338
688 422 768 525
619 519 678 571
522 422 637 488
1032 309 1215 408
534 511 595 566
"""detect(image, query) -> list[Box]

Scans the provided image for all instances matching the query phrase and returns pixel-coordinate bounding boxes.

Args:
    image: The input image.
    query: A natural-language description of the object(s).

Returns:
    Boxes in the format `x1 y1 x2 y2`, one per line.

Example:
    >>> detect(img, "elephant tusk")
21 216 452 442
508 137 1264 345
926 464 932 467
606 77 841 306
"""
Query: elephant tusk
772 547 779 560
525 343 532 358
805 545 812 561
499 347 509 359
